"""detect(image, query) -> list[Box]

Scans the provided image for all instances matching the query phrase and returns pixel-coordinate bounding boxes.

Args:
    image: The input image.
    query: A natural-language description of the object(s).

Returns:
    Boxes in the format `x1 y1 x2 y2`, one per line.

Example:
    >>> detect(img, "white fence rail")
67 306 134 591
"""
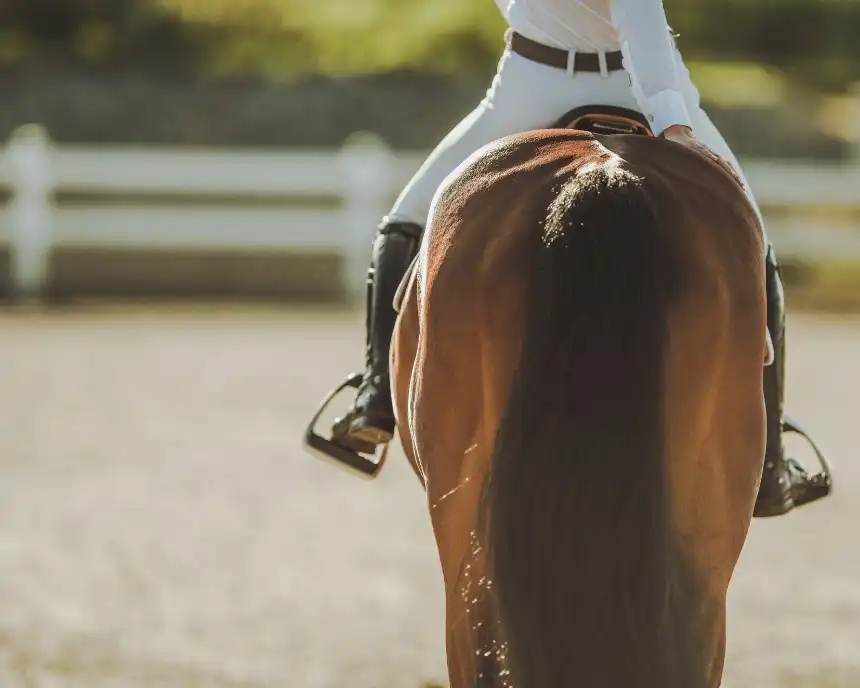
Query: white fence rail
1 124 859 300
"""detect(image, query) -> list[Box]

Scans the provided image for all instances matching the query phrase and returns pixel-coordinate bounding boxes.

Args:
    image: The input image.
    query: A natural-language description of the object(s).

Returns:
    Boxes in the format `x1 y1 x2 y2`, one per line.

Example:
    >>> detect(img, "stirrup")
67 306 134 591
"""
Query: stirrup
303 373 390 479
783 415 834 507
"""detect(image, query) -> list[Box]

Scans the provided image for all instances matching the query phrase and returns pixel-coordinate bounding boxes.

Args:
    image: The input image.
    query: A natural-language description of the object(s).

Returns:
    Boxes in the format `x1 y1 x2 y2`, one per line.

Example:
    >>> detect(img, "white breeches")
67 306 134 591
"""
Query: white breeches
385 43 763 230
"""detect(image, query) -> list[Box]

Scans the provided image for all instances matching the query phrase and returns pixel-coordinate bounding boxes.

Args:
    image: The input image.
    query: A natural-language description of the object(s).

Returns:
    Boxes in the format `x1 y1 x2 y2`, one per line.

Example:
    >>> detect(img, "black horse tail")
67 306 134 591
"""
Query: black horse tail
483 166 707 688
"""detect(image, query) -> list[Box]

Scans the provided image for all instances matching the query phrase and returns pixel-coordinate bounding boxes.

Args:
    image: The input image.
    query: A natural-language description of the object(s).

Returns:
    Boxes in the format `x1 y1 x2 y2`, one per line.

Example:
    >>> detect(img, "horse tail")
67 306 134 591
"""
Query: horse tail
483 166 707 688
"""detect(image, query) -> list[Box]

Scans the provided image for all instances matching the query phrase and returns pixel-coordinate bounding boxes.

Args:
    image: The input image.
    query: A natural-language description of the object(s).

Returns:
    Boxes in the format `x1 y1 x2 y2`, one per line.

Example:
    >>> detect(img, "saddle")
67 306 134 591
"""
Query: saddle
392 106 653 314
554 104 654 137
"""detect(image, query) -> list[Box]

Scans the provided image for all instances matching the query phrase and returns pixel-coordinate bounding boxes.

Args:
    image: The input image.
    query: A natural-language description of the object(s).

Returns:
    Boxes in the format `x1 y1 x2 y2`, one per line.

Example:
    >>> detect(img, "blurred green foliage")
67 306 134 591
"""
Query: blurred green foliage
0 0 854 154
0 0 198 70
0 0 857 92
668 0 860 94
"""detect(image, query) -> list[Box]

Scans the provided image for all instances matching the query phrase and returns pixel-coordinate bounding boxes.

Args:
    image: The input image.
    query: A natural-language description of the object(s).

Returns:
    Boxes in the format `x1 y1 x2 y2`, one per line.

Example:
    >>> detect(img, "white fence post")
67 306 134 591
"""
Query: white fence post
339 132 395 303
6 124 54 299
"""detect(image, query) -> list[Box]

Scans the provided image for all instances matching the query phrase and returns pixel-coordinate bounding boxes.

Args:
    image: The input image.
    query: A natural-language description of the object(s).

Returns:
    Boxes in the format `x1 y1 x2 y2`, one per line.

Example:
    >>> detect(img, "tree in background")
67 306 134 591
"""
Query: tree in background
0 0 854 154
0 0 857 93
0 0 197 69
667 0 860 94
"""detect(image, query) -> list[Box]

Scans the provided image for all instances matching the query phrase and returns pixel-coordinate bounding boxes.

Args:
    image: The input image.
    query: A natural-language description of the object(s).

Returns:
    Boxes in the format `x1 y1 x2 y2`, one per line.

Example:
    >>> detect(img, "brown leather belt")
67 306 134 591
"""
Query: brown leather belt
509 31 624 74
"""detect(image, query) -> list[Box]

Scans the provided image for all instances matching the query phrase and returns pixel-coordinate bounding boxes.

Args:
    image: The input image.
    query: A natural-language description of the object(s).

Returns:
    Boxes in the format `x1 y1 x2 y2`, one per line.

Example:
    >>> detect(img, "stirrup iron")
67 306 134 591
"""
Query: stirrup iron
783 415 834 506
303 373 390 479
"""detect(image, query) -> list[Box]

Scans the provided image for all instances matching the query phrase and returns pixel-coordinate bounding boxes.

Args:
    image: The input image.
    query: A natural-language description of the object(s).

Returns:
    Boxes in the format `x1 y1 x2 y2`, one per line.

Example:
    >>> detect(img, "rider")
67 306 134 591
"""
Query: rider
331 0 827 517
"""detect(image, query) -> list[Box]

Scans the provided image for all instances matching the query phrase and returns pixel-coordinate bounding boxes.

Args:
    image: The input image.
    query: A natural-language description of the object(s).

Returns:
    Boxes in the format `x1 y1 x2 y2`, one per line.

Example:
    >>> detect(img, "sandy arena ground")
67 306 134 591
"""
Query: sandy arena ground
0 303 857 687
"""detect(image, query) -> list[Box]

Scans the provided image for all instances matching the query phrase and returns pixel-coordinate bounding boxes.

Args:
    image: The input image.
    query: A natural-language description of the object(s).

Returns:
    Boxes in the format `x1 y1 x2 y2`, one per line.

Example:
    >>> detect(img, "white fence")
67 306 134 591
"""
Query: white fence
1 123 859 300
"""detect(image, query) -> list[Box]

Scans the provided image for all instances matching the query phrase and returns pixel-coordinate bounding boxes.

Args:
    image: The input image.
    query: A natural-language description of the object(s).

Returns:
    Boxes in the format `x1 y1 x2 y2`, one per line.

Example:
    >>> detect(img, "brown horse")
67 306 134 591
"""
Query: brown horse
388 122 769 688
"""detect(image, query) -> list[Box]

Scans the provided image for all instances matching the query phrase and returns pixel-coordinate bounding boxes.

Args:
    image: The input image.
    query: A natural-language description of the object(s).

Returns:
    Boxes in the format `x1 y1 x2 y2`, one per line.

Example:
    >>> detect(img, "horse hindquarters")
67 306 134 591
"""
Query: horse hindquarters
483 166 711 688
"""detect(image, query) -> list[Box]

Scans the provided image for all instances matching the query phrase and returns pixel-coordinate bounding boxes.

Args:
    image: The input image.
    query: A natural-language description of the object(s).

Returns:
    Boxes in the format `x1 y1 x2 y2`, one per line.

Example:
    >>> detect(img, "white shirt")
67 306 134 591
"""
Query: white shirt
494 0 692 134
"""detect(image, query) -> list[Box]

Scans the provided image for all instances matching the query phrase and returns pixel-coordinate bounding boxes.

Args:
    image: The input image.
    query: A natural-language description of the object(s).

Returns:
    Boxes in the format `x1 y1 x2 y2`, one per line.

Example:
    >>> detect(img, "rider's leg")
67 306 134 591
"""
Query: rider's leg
332 44 643 451
385 47 643 227
753 242 818 516
675 52 828 515
331 221 422 452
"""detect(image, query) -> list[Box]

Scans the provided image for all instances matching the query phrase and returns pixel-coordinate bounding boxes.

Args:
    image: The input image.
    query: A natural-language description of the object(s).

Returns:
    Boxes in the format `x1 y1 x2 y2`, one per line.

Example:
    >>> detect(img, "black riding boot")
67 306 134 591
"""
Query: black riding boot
753 243 826 517
331 220 421 453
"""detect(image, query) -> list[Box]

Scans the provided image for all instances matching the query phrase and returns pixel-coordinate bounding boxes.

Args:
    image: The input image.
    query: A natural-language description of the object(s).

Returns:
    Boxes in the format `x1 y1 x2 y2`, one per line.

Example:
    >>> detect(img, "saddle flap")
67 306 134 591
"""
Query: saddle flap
393 253 419 314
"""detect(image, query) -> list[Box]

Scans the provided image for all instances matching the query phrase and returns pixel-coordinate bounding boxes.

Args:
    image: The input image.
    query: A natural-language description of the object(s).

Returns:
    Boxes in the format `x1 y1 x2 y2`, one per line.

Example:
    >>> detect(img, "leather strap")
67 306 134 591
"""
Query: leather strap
509 32 624 74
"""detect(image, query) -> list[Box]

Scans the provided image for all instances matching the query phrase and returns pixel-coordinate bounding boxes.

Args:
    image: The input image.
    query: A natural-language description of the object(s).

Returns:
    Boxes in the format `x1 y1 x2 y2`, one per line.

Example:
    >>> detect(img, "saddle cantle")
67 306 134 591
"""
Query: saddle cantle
554 104 654 137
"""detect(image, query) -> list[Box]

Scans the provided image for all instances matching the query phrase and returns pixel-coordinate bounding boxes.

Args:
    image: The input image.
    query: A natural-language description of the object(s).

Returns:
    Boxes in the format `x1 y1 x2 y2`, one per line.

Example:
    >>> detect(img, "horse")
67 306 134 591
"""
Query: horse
307 107 771 688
